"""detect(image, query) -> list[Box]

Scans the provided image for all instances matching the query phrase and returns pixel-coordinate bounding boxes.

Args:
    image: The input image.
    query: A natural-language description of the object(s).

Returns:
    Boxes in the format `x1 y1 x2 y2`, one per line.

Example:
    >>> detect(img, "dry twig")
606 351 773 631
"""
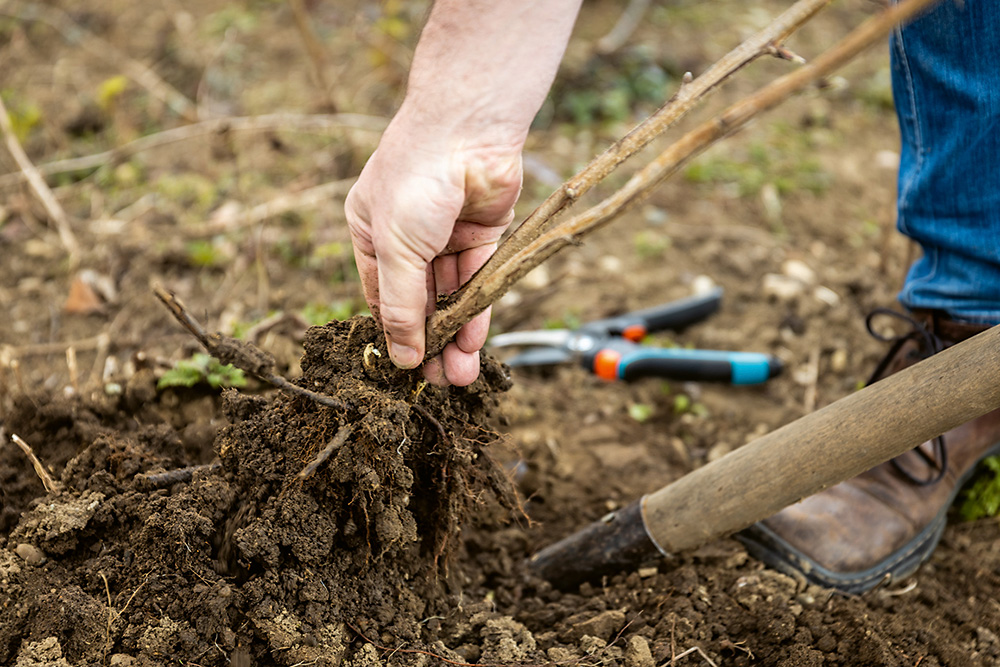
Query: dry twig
186 177 356 239
425 0 937 355
297 425 354 480
596 0 653 55
9 432 63 493
669 645 719 667
136 462 223 490
0 94 81 265
287 0 338 110
472 0 832 306
0 113 385 190
153 285 348 412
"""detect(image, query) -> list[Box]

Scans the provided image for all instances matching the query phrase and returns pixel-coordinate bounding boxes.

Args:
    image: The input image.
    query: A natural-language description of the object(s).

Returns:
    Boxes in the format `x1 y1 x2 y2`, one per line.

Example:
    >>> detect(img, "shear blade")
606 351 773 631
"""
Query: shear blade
503 347 573 368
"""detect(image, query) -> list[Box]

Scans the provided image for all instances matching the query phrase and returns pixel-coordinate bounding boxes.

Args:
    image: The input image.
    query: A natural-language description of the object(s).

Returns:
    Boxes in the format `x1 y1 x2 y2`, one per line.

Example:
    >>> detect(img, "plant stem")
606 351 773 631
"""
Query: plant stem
426 0 937 355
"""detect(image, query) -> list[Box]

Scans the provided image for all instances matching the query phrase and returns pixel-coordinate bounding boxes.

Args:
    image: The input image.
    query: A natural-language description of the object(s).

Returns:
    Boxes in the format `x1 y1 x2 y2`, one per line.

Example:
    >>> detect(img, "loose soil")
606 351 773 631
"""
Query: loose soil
2 1 1000 666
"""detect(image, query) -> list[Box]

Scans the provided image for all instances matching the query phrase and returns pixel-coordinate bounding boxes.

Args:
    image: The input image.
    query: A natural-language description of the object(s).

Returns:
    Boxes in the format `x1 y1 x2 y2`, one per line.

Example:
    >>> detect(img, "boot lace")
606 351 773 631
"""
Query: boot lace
864 308 947 486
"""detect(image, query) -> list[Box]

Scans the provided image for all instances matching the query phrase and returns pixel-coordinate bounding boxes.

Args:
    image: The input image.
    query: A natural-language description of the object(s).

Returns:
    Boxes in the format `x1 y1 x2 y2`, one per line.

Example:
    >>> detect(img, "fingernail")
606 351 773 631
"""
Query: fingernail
388 342 420 369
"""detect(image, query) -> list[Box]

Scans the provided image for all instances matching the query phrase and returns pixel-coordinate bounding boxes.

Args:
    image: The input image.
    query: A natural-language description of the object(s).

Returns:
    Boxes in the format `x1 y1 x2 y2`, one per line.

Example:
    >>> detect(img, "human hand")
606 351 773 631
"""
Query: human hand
345 117 522 387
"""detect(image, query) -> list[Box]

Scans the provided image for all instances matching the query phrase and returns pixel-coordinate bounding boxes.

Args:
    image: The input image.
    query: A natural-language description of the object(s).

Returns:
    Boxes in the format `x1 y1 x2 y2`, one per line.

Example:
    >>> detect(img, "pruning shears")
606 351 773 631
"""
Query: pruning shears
488 287 783 385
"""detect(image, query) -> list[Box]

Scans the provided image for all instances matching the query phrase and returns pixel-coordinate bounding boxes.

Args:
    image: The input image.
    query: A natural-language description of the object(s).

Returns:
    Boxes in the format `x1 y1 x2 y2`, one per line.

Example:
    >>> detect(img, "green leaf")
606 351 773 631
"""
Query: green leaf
628 403 655 423
959 456 1000 521
158 354 246 390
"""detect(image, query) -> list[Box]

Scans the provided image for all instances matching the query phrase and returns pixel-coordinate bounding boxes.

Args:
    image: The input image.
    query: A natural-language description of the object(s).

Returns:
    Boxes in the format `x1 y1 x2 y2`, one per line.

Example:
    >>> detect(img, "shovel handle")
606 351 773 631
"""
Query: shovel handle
529 323 1000 589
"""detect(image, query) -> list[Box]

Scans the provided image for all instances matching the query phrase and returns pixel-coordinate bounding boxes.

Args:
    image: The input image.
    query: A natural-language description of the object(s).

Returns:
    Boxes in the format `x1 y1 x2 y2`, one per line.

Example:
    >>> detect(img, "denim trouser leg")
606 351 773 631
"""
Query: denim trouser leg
891 0 1000 324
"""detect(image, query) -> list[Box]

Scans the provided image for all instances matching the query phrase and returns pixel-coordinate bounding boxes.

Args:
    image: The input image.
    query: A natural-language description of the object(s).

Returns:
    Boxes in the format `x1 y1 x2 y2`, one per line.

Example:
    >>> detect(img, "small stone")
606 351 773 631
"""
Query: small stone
707 441 732 463
15 543 46 566
637 567 659 578
763 274 805 301
521 265 550 290
642 205 669 225
598 255 623 273
580 635 607 655
876 150 900 170
498 290 523 308
782 259 816 284
110 655 135 667
830 348 849 373
813 285 840 306
573 609 626 643
691 274 717 295
624 635 655 667
547 647 576 662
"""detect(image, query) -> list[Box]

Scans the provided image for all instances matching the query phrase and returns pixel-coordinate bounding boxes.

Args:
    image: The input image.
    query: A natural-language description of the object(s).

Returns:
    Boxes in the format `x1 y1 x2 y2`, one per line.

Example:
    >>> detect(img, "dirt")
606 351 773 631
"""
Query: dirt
3 0 1000 665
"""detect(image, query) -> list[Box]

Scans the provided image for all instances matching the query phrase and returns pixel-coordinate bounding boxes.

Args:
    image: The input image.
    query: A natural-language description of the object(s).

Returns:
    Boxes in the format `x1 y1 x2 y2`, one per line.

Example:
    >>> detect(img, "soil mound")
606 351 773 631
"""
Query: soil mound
1 317 515 666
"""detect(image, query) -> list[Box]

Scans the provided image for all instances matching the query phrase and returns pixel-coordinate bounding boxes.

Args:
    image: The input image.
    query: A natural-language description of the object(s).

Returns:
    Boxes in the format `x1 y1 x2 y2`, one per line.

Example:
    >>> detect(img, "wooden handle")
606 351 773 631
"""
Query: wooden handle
528 324 1000 588
642 323 1000 555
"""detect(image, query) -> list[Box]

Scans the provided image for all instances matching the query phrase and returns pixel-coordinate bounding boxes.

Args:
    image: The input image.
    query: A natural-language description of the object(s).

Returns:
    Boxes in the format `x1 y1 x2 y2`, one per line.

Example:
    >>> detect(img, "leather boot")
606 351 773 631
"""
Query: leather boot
738 309 1000 594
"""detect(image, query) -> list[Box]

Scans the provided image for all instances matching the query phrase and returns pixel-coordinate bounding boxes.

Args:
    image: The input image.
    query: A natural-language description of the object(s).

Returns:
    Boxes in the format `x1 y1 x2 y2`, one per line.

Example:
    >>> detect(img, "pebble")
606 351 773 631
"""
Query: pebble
15 543 46 566
830 348 849 373
762 274 804 301
813 285 841 307
624 635 655 667
598 255 623 273
573 609 626 642
691 274 717 295
521 265 550 290
637 567 658 578
782 259 816 284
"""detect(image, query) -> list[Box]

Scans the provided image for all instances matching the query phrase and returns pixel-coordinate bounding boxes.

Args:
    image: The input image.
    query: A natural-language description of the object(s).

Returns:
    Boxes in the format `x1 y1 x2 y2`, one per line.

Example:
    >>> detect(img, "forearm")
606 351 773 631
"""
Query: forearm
398 0 583 146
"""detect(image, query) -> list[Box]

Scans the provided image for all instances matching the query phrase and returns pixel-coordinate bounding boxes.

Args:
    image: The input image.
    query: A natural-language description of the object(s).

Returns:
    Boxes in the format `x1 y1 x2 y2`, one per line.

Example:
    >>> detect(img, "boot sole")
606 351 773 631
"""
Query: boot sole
736 440 1000 595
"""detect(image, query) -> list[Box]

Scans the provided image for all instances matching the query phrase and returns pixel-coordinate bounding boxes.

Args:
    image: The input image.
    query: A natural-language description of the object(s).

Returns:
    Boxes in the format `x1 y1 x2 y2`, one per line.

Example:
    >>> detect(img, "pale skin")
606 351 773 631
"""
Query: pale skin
345 0 583 387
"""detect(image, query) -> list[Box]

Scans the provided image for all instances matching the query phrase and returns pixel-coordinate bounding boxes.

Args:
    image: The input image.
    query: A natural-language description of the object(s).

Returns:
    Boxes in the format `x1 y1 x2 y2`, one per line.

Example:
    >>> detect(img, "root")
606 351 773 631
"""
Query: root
297 425 355 480
8 431 62 494
136 463 222 490
154 285 348 412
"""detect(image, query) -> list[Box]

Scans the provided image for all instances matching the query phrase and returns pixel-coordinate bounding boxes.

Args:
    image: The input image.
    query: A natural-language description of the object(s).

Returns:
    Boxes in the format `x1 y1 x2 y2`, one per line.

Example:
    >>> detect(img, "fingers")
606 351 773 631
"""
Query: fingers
376 236 434 368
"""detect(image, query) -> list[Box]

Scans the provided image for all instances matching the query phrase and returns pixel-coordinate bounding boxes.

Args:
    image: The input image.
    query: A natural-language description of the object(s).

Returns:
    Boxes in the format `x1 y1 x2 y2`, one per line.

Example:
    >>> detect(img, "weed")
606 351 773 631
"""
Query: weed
685 131 830 198
97 76 129 111
158 354 246 390
185 240 226 268
629 403 655 423
959 456 1000 521
633 230 672 259
0 91 41 142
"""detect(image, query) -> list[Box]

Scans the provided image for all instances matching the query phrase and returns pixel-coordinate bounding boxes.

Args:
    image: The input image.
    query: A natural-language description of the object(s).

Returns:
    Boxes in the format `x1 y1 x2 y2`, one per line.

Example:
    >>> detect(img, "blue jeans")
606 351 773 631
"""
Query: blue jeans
892 0 1000 325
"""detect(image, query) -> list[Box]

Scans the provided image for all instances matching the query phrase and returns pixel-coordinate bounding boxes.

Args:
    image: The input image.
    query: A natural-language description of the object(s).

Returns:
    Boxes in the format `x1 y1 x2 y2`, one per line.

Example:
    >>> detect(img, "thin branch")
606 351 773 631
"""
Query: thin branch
297 425 354 480
153 285 348 412
0 113 386 190
476 0 832 296
2 1 199 122
287 0 338 110
668 645 719 667
184 177 356 239
136 462 222 490
426 0 938 354
0 94 81 265
10 432 63 493
596 0 653 55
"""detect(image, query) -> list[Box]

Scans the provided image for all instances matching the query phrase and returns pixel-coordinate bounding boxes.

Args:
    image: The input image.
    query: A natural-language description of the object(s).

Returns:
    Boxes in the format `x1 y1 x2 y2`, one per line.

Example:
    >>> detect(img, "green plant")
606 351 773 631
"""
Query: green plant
959 456 1000 521
186 240 225 268
628 403 655 423
1 91 41 142
158 354 247 390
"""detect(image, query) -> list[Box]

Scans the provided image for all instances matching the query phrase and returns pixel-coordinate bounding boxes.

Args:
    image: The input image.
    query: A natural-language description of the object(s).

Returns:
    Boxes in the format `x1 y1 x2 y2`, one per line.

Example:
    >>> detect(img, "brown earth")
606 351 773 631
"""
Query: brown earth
2 0 1000 665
